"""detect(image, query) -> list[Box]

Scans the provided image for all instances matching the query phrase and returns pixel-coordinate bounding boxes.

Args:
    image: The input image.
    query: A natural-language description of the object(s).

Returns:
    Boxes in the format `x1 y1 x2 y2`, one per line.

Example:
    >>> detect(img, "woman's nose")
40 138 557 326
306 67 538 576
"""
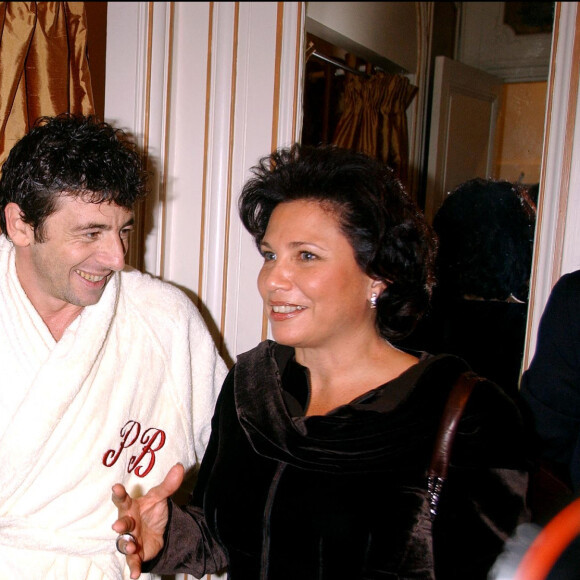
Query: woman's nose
259 259 292 292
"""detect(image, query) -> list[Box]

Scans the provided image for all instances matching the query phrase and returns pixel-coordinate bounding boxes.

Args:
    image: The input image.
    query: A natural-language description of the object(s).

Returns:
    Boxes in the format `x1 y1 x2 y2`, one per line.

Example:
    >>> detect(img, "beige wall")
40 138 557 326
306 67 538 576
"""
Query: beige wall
494 81 548 185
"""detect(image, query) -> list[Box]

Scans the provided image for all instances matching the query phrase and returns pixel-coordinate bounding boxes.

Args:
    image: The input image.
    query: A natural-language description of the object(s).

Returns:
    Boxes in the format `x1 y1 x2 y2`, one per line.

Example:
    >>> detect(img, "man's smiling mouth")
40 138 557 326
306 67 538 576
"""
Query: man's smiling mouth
75 270 107 282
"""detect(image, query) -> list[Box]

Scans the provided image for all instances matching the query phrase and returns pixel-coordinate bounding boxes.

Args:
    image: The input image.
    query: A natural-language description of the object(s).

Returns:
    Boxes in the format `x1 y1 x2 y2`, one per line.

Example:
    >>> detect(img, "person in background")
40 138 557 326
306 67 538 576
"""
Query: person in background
399 178 537 400
521 271 580 506
0 114 227 579
111 145 530 580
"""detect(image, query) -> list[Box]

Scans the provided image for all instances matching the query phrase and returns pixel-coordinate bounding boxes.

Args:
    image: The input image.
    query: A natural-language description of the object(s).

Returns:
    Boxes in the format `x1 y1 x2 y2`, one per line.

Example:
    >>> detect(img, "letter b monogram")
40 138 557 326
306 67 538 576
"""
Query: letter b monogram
103 420 166 477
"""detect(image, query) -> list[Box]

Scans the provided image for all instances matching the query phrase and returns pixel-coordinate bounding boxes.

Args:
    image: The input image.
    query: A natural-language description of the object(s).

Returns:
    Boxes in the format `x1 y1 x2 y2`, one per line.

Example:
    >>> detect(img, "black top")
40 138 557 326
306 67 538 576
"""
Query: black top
521 270 580 491
398 295 528 401
149 340 530 579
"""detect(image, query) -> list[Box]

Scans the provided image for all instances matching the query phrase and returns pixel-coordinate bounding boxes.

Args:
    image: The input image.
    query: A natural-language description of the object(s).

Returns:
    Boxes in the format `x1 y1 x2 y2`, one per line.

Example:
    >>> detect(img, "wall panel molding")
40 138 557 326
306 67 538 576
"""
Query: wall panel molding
105 2 305 367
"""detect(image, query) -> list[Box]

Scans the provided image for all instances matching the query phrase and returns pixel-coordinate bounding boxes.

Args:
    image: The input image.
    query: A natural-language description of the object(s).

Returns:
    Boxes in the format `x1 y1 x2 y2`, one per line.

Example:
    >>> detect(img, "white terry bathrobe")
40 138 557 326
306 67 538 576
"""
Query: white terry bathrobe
0 235 228 579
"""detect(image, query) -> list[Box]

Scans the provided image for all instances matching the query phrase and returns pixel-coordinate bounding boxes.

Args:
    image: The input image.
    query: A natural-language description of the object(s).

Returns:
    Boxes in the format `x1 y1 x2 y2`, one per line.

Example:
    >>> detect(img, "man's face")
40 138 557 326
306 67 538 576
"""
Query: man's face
15 196 134 313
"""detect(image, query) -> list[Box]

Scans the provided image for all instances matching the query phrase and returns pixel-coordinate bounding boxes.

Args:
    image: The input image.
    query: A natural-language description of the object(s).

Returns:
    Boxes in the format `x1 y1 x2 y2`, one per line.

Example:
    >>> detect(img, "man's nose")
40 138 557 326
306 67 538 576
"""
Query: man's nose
100 234 127 271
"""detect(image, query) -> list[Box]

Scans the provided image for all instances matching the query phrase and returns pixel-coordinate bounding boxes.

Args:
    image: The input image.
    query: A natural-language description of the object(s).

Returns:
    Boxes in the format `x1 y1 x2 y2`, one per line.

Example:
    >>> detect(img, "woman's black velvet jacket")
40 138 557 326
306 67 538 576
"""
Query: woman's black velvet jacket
148 340 530 579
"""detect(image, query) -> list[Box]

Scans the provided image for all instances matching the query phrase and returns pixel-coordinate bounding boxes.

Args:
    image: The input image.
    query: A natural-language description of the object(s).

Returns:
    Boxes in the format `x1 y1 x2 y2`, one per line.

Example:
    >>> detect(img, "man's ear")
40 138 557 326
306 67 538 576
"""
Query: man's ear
4 203 34 246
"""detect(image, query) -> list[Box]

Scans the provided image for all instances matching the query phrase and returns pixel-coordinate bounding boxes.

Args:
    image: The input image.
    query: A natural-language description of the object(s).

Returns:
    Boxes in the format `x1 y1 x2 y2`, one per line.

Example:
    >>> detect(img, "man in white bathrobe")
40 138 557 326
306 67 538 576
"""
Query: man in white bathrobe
0 114 228 579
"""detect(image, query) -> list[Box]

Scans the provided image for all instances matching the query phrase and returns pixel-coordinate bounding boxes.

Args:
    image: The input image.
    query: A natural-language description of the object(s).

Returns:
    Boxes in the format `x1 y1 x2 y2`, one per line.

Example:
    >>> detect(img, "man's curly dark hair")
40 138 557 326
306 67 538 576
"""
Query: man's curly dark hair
0 114 148 241
238 143 437 342
433 177 537 302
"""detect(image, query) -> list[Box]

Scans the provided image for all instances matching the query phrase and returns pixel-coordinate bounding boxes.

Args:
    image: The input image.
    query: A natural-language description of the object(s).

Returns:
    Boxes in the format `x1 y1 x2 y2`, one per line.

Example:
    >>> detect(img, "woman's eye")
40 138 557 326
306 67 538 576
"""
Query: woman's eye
300 251 316 261
261 251 276 261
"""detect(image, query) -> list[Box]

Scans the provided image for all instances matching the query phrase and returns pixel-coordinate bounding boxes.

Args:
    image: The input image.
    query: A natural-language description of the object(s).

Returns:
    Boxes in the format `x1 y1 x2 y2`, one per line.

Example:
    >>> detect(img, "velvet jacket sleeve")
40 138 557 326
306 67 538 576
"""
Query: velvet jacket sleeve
142 371 232 576
520 271 580 490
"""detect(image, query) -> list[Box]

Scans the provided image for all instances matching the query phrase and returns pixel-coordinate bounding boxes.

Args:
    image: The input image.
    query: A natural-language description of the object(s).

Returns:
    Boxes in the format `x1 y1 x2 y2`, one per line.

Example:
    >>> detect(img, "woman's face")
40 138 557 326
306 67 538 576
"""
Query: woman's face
257 199 380 351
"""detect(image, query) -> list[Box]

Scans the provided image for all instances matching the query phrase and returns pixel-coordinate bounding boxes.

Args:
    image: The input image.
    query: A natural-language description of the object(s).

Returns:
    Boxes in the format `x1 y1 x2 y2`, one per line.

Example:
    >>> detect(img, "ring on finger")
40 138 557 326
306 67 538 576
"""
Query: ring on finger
116 532 136 555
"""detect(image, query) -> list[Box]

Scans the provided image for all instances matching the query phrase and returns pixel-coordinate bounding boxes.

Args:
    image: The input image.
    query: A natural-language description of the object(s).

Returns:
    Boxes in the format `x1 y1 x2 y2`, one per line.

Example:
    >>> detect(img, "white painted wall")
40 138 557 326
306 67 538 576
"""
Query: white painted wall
105 2 305 367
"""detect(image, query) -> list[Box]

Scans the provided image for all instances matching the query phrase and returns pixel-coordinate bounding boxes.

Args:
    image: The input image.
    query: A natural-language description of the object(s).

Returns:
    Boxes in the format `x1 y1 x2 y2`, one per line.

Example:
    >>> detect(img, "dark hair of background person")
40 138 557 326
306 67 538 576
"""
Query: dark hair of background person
397 177 537 400
0 113 148 242
238 143 438 342
433 177 536 303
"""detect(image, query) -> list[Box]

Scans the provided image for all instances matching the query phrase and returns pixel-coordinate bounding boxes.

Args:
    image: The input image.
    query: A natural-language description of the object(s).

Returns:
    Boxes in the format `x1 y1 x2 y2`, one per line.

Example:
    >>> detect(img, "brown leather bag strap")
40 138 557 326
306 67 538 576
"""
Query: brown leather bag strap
427 370 483 520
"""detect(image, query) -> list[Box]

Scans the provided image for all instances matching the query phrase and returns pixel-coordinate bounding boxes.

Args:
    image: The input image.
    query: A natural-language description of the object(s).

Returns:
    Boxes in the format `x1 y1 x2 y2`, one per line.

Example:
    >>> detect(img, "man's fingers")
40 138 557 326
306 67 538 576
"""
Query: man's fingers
113 463 184 512
112 515 136 534
111 463 183 575
155 463 185 498
114 463 184 513
126 554 143 579
111 483 131 508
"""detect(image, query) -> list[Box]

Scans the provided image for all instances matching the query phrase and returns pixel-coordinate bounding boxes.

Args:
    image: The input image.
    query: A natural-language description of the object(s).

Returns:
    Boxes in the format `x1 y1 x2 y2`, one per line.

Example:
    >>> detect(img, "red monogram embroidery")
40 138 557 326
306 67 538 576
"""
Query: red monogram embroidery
103 420 166 477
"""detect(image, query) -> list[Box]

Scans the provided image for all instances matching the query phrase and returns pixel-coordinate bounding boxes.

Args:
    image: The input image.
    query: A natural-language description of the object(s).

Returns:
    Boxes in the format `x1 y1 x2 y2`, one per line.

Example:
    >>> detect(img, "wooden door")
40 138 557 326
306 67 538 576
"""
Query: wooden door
424 56 502 223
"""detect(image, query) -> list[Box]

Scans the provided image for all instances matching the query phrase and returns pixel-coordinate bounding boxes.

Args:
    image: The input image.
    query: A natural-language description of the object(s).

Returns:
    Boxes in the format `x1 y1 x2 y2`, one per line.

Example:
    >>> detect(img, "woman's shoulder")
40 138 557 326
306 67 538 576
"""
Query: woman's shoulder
413 354 526 443
234 340 294 370
229 341 292 398
409 352 471 392
413 352 517 403
370 352 472 416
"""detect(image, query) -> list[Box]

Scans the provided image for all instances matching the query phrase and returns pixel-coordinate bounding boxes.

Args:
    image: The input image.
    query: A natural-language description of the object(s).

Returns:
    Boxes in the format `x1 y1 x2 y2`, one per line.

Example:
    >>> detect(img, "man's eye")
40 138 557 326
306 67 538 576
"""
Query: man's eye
120 228 133 239
85 231 100 239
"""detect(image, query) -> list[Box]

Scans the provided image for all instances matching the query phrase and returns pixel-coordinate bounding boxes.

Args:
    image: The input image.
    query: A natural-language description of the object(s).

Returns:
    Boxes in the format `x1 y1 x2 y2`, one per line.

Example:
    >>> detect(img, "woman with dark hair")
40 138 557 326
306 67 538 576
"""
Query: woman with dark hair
111 145 529 580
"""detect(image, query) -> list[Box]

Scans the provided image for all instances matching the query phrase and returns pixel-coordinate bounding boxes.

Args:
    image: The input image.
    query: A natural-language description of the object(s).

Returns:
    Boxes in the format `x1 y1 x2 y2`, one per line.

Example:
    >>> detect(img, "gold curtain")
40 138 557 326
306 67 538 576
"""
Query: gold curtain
332 70 418 187
0 2 95 169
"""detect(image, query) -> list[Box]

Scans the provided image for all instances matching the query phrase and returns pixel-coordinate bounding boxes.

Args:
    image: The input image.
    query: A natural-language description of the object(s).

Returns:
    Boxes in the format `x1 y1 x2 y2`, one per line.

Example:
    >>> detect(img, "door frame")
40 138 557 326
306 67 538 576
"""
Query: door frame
524 2 580 367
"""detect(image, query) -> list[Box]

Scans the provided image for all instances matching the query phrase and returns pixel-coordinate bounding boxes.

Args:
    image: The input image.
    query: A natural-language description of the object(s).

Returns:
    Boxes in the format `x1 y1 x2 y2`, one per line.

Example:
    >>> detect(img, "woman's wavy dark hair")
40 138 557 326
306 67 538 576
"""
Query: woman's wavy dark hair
238 144 437 341
433 177 537 302
0 113 148 241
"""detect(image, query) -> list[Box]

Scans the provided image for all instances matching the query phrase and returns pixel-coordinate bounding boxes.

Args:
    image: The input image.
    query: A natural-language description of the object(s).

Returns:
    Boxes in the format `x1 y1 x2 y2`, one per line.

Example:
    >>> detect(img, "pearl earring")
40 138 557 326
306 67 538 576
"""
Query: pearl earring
370 292 378 309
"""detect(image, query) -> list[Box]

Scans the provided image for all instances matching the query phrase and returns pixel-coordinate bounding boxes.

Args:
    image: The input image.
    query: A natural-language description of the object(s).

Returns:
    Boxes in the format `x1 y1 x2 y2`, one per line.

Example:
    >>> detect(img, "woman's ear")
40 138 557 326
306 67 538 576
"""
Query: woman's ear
4 203 34 246
370 278 388 297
